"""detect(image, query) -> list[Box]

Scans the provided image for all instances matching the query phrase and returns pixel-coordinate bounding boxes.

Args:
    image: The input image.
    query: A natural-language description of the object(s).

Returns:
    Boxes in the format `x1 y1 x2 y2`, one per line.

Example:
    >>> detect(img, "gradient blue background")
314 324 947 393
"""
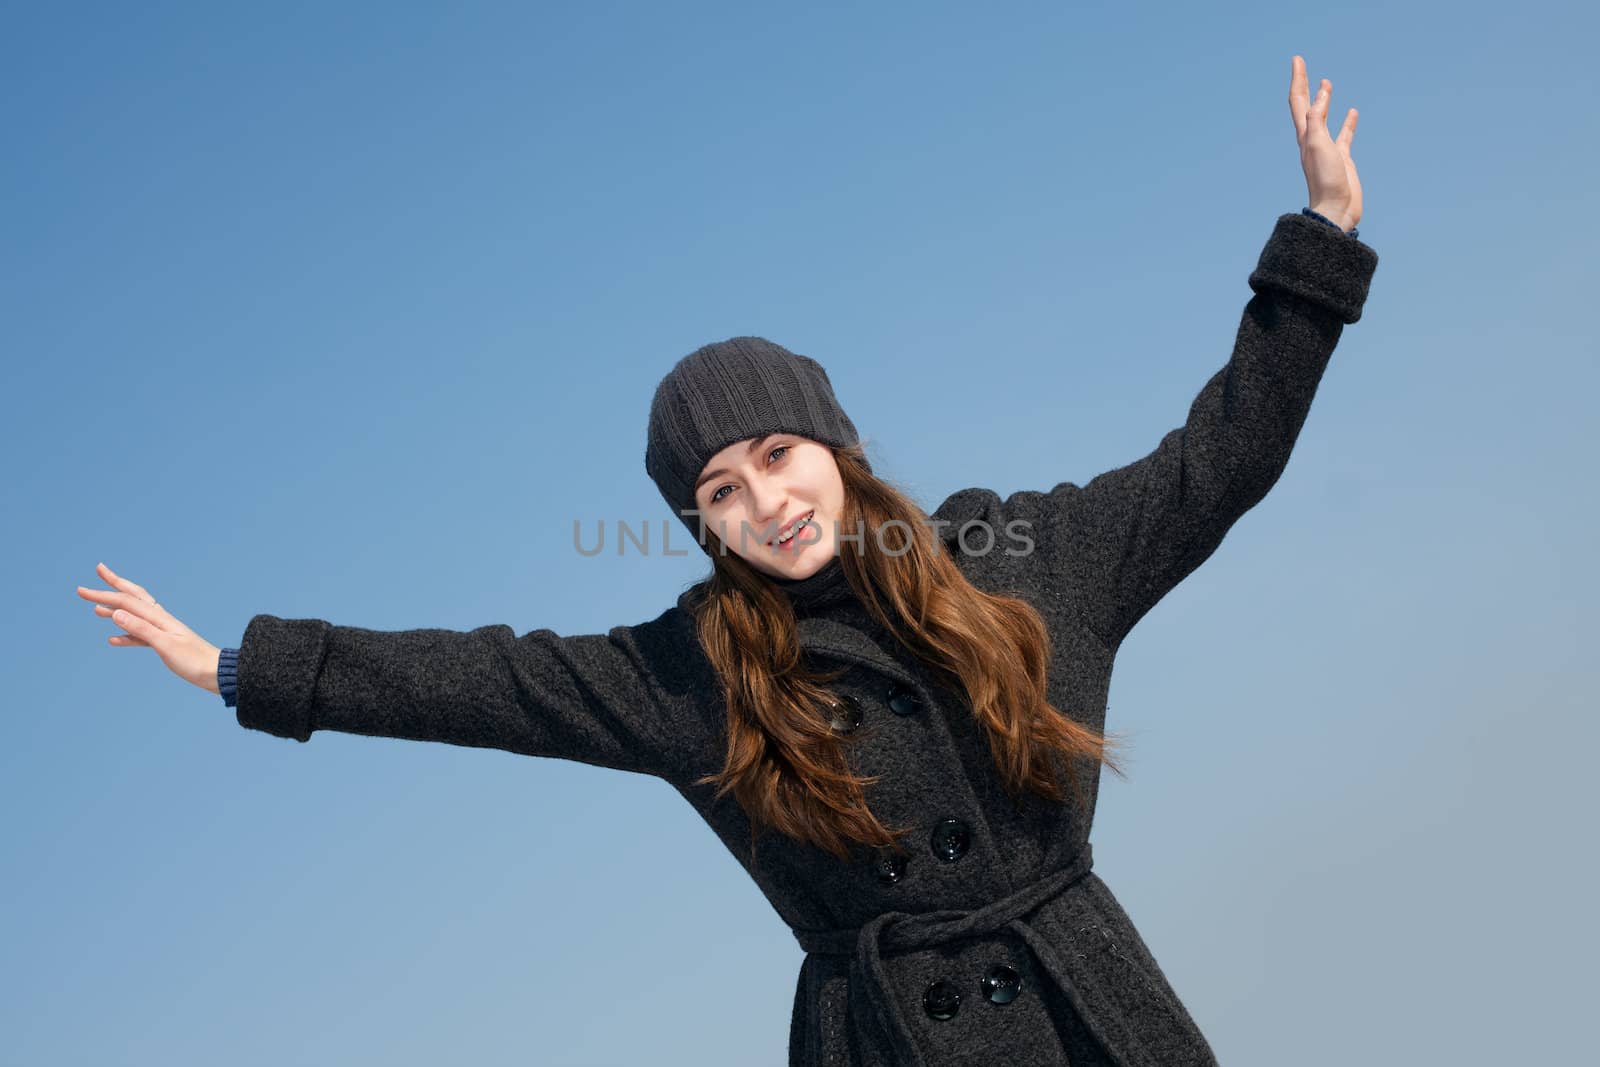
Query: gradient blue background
8 1 1595 1063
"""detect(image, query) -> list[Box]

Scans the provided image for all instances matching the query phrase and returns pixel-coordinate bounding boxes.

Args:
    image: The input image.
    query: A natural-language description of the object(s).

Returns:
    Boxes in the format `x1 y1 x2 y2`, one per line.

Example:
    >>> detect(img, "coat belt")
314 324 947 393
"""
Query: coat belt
791 844 1137 1067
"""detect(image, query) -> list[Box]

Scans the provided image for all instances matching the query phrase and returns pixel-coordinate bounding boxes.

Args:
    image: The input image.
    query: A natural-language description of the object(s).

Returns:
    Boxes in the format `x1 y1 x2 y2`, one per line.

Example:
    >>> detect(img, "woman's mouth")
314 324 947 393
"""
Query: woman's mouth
772 509 816 551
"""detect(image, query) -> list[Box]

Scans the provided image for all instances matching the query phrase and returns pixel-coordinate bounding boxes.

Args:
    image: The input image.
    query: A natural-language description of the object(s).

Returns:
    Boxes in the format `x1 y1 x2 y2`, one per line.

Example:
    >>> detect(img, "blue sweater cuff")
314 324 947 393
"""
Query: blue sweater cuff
218 646 239 708
1302 206 1359 241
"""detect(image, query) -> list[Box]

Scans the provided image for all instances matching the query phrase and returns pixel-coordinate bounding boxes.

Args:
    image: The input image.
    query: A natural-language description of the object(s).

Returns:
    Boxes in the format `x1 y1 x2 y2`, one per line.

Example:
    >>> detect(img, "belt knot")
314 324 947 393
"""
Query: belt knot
789 846 1099 1067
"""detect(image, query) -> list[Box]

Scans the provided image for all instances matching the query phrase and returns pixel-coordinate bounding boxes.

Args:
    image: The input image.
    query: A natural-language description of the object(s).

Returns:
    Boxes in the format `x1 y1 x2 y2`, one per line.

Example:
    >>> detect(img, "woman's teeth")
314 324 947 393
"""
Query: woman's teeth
777 512 814 545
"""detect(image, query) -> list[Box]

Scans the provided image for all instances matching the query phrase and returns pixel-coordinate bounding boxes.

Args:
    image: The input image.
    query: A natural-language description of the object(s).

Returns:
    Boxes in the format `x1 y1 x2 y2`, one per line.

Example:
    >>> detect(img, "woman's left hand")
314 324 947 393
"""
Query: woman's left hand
1290 54 1363 232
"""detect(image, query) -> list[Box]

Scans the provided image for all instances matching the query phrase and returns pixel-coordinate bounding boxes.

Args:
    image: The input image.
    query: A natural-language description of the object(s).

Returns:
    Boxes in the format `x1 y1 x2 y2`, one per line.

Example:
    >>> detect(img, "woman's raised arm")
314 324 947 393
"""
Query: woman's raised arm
934 56 1380 651
77 562 709 781
935 209 1379 654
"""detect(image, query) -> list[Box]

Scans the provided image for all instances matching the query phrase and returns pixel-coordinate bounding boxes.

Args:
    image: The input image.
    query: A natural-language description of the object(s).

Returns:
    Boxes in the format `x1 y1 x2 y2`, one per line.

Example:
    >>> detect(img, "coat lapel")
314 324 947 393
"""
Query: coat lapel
677 580 942 706
795 615 921 688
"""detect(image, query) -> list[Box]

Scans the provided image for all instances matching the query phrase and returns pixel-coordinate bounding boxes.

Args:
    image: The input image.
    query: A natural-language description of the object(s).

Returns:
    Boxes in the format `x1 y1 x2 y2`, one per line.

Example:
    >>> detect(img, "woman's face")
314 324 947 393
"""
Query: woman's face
693 433 845 580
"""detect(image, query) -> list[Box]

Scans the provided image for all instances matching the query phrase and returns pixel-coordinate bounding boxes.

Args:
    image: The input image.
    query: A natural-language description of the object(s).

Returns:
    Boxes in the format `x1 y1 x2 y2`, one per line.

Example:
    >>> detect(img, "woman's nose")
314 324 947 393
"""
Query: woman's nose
746 480 787 530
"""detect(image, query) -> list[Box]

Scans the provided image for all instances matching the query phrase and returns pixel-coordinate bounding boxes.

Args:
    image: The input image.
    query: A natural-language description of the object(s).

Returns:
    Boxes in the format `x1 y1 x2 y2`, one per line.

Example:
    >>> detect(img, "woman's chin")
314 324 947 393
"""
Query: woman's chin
761 539 834 579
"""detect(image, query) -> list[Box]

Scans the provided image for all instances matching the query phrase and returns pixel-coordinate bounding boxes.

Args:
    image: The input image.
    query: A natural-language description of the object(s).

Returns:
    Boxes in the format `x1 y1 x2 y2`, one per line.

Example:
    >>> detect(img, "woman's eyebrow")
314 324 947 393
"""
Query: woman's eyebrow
695 434 776 491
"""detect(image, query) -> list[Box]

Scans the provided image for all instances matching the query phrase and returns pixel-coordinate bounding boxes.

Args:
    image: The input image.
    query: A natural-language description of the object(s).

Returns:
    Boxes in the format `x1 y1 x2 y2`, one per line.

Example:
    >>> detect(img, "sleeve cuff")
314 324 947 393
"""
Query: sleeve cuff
235 615 331 742
1301 205 1360 241
218 646 239 708
1249 212 1380 324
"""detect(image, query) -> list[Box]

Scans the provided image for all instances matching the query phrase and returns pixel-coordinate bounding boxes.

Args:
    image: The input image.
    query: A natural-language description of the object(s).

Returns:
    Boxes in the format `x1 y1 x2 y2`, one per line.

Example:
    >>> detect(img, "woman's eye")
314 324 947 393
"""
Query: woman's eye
708 446 787 505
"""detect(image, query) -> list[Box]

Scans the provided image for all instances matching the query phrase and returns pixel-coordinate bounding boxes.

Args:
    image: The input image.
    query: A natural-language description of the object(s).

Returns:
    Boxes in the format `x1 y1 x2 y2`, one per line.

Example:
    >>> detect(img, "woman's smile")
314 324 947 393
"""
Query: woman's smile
771 509 817 552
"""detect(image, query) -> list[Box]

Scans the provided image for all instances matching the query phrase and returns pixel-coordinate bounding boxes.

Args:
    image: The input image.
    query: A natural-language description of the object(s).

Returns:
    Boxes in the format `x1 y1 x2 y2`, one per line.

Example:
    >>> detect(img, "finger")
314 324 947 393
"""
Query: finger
1289 55 1309 140
1335 107 1358 151
94 596 164 634
92 604 141 624
97 562 156 603
95 602 152 645
1300 79 1332 143
80 588 149 614
111 607 164 649
79 585 188 634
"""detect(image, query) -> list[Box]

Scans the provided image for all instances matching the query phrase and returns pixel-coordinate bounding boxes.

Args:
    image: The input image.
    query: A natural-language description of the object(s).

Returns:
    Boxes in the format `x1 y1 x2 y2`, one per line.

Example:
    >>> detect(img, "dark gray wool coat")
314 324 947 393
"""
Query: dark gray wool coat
233 211 1378 1066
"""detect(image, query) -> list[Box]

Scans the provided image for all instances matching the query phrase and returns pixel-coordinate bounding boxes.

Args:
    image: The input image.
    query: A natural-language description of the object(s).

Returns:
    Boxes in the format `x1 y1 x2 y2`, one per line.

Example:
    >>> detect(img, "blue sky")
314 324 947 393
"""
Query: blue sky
6 1 1595 1063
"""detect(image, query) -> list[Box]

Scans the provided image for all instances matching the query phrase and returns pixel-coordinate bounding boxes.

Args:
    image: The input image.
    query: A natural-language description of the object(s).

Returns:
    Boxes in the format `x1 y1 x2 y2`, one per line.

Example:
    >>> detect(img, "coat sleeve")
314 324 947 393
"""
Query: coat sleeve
933 212 1379 651
233 604 705 780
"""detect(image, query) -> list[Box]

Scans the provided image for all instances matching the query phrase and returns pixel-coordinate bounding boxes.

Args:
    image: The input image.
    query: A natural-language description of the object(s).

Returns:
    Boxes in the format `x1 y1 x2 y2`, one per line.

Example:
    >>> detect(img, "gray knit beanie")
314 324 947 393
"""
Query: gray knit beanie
646 336 867 551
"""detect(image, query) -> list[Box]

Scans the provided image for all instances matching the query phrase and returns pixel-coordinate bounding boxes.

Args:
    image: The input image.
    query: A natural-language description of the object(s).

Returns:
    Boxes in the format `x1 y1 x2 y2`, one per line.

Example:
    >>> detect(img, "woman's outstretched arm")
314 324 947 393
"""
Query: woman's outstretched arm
932 55 1379 651
76 562 706 780
1057 210 1377 650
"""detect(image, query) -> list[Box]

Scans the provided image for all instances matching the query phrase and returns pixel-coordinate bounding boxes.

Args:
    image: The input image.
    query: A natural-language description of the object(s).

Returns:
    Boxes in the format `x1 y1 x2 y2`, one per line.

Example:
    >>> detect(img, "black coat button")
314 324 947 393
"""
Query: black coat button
887 685 922 716
930 818 971 861
923 980 961 1020
827 694 863 734
874 850 907 885
982 964 1023 1004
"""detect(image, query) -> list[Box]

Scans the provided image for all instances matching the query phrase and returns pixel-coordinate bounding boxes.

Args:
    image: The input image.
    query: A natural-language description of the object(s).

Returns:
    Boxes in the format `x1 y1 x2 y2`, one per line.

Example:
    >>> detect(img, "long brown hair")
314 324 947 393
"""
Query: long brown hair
686 441 1126 863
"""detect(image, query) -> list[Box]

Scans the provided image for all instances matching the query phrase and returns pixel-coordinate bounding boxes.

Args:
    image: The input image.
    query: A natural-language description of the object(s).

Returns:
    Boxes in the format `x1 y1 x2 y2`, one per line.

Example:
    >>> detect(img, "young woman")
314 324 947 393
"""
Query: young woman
78 55 1376 1067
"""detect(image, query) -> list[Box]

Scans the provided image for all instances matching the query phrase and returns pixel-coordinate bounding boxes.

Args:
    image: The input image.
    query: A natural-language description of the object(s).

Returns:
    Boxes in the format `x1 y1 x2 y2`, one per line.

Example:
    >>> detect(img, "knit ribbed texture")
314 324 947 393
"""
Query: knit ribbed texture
645 336 866 552
775 558 911 663
217 646 239 707
772 556 854 614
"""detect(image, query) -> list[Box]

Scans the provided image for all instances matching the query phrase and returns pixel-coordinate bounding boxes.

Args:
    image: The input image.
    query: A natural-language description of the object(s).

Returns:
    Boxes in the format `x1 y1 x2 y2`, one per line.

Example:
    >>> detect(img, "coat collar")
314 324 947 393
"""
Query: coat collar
794 614 923 691
674 560 932 696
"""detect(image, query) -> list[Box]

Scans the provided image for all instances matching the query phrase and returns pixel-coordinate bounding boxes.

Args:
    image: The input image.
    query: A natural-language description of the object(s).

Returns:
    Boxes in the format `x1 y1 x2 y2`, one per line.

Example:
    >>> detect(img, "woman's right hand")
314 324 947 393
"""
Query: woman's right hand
1290 54 1364 233
76 562 224 696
